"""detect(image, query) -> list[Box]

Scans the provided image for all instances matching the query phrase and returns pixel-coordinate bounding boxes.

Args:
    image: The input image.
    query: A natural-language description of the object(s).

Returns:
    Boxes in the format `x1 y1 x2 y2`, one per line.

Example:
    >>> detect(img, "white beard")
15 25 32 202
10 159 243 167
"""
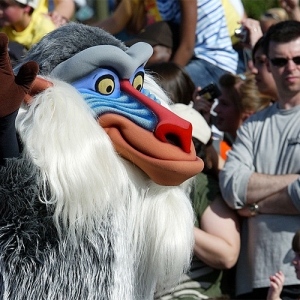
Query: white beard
3 78 195 300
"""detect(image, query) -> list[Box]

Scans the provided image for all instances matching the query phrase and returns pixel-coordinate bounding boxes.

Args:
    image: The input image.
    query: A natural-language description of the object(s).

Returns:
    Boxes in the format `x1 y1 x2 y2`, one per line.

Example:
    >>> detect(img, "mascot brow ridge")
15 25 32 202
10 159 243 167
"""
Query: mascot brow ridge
0 22 203 299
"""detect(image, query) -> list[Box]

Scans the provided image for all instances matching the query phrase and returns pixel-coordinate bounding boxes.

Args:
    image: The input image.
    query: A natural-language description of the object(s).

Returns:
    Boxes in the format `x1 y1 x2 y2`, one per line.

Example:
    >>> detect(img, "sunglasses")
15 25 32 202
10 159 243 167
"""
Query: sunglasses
270 57 300 67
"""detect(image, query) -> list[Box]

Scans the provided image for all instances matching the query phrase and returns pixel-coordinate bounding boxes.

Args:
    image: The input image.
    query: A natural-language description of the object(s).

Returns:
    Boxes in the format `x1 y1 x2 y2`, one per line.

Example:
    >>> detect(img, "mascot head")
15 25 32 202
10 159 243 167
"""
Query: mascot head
19 22 203 186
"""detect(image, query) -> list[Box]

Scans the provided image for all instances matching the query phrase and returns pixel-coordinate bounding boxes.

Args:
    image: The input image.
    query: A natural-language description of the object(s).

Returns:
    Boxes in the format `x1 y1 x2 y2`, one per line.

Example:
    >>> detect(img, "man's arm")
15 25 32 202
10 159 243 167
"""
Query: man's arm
238 186 299 217
258 187 299 214
219 122 255 209
246 173 299 204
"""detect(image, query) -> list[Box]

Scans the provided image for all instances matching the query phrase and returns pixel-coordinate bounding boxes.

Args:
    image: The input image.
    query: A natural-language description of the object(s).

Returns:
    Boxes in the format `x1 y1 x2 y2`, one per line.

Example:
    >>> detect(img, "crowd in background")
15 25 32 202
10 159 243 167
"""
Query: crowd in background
2 0 300 299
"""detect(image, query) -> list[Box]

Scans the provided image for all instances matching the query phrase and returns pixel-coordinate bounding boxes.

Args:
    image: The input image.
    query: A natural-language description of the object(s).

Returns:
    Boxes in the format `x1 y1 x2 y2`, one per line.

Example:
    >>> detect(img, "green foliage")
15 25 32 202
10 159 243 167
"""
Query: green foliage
242 0 279 19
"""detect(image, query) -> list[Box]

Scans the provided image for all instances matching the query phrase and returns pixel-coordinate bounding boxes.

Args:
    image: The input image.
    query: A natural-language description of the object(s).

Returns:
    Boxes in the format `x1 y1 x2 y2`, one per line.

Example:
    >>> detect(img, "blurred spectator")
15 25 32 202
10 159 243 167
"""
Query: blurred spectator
219 21 300 300
155 0 237 88
124 0 237 87
214 73 270 142
250 36 278 101
193 72 270 160
92 0 161 41
260 8 289 33
0 0 56 49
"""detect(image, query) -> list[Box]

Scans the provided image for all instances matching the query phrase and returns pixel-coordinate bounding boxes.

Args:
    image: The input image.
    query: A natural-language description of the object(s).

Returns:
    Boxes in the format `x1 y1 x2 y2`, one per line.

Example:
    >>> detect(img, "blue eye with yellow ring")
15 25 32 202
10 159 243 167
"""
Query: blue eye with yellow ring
132 71 144 91
129 67 145 92
95 74 115 95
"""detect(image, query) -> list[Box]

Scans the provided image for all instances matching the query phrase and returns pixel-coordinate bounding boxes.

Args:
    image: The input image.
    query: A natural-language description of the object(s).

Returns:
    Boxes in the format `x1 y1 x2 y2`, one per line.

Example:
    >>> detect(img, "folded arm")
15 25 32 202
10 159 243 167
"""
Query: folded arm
246 172 299 204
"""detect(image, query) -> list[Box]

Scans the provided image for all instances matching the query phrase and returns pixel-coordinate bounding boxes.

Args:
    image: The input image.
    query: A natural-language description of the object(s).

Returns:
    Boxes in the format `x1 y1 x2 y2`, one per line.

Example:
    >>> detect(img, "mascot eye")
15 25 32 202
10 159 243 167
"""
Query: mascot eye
132 72 144 91
96 75 115 95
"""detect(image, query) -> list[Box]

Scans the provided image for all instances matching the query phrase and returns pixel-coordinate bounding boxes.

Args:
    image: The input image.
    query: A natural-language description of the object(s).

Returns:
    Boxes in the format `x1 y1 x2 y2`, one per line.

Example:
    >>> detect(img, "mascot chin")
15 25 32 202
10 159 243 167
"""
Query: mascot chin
0 23 203 300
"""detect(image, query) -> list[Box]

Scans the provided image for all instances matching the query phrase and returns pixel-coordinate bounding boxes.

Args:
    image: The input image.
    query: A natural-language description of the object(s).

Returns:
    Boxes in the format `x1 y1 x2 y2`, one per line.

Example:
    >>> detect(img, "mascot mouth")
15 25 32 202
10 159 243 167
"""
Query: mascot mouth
100 113 204 186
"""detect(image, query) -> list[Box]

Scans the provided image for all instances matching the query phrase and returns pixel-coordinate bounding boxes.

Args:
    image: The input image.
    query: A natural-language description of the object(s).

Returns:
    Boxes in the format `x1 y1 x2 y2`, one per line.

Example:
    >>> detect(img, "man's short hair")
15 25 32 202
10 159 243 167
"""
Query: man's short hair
263 20 300 57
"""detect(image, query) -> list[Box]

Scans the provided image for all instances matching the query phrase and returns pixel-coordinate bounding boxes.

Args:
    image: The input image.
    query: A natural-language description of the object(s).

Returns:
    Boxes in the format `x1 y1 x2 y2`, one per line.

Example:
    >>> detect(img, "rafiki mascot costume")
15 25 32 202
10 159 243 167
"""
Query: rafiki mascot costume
0 23 203 300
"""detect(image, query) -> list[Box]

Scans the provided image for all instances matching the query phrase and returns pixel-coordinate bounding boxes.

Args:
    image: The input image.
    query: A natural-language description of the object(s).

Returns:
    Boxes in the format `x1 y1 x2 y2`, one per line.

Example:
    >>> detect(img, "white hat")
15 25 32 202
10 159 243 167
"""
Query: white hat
171 103 211 145
16 0 39 9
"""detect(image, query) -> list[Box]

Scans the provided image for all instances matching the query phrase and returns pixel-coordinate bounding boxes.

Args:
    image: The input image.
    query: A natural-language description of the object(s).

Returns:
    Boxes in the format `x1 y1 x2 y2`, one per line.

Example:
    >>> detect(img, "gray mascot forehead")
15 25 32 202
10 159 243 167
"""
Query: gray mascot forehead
51 42 153 83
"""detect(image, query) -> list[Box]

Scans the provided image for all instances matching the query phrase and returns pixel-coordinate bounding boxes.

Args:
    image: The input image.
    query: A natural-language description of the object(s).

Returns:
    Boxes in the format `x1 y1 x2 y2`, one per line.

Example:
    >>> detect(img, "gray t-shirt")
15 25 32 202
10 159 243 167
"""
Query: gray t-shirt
220 102 300 295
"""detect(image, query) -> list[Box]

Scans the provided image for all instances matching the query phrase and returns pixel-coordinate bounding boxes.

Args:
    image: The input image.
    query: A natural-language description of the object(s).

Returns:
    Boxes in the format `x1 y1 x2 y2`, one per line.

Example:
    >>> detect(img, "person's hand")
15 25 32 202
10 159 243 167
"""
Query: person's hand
279 0 300 21
240 18 263 49
267 271 285 300
192 87 213 124
237 206 253 217
0 33 39 117
279 0 299 13
48 11 68 27
237 203 259 218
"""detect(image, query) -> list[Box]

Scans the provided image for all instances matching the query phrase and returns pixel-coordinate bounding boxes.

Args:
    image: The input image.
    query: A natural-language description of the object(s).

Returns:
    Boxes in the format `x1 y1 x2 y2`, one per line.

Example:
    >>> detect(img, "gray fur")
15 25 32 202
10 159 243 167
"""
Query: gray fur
0 158 116 300
15 22 127 75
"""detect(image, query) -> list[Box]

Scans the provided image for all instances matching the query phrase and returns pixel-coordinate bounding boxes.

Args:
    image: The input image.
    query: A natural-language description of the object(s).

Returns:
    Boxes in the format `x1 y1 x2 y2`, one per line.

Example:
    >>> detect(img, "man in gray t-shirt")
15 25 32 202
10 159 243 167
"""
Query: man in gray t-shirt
220 20 300 300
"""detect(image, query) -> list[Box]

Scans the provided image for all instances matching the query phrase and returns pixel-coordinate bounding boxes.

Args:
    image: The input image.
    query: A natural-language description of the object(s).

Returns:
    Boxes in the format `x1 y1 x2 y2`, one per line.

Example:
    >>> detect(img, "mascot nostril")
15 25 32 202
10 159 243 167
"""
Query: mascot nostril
165 133 183 149
0 23 204 300
154 121 192 153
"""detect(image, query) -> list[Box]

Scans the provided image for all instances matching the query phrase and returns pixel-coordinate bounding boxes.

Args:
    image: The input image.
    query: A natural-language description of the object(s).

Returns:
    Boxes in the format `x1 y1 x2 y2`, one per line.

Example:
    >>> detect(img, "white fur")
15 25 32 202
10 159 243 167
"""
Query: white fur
14 77 194 299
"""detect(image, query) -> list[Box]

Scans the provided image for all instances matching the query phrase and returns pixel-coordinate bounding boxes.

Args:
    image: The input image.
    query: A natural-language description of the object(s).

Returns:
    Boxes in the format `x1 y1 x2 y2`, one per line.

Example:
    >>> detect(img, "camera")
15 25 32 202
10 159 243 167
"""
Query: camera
197 83 221 103
234 25 248 43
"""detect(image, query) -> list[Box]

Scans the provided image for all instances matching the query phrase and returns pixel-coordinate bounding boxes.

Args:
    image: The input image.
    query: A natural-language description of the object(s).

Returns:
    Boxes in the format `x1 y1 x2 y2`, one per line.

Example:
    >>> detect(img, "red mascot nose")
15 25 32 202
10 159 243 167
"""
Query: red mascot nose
120 80 193 153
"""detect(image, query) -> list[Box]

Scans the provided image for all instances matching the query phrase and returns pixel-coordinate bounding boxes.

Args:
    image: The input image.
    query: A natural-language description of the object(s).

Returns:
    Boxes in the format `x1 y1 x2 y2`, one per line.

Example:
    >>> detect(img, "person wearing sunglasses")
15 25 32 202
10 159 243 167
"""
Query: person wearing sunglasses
219 20 300 300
